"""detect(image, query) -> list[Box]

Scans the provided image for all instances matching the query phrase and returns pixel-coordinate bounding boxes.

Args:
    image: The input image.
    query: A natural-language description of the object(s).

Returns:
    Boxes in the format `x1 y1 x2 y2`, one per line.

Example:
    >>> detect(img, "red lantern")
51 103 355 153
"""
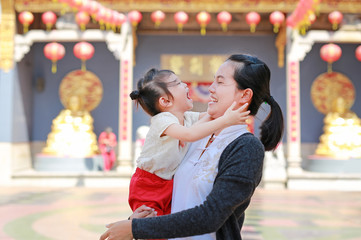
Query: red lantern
88 0 100 22
246 12 261 33
44 42 65 74
73 42 94 71
217 11 232 32
104 8 114 30
70 0 83 11
113 12 127 31
18 11 34 33
355 45 361 62
320 43 342 73
328 11 343 30
42 11 57 31
128 10 142 28
76 11 90 31
96 6 107 30
196 11 211 36
174 11 188 33
269 11 284 33
151 10 165 28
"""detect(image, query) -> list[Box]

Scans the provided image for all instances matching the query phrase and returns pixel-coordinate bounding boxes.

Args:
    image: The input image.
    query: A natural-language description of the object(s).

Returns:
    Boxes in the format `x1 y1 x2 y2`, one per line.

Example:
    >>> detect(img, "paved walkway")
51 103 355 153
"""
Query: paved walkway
0 187 360 240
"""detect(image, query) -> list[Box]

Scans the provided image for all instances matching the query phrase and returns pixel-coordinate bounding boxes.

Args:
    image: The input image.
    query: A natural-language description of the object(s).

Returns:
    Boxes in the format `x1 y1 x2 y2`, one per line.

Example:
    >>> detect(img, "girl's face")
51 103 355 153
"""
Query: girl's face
207 61 244 119
165 73 193 112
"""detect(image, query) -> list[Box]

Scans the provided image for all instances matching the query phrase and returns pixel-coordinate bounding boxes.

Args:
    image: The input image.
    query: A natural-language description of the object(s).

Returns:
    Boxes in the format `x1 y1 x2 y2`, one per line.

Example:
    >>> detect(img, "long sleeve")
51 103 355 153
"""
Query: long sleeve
132 133 264 239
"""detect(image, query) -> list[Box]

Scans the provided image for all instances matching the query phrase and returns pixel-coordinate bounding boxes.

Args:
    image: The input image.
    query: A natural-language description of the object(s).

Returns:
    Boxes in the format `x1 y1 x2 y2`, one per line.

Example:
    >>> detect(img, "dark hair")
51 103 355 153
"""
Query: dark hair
130 68 175 116
227 54 284 151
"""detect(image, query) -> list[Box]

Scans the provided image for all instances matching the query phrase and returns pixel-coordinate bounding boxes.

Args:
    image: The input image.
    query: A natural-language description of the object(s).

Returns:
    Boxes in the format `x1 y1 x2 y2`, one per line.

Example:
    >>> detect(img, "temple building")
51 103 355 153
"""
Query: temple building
1 0 361 190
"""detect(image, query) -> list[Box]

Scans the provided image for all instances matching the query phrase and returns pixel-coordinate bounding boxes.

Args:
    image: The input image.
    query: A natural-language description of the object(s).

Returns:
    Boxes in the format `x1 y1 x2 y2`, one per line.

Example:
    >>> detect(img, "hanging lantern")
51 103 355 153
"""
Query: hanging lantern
70 0 83 11
41 11 57 31
217 11 232 32
73 42 94 71
246 12 261 33
355 45 361 62
113 12 127 32
76 11 90 31
174 11 188 33
44 42 65 74
58 0 71 15
96 6 107 30
328 11 343 30
18 11 34 33
269 11 284 33
88 0 100 23
320 43 342 73
151 10 165 28
104 8 114 30
196 11 211 36
128 10 142 28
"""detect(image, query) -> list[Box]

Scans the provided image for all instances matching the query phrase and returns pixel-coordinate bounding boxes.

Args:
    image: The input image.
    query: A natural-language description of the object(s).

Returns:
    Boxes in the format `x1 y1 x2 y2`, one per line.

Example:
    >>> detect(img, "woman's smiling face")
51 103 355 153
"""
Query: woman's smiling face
207 61 244 119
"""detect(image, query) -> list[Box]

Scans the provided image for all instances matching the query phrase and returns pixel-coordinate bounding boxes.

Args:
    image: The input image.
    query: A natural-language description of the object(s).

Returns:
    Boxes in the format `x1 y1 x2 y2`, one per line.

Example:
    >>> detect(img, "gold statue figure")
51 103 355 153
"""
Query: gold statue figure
315 97 361 159
42 70 103 158
42 95 99 157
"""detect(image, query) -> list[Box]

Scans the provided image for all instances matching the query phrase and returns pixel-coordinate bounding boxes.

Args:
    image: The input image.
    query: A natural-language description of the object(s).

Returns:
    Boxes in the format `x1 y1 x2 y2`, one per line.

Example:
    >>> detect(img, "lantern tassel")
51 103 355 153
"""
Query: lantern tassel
221 23 228 32
81 60 86 71
177 23 183 33
51 61 57 74
332 23 338 30
250 24 256 33
327 62 333 73
23 24 29 34
200 24 206 36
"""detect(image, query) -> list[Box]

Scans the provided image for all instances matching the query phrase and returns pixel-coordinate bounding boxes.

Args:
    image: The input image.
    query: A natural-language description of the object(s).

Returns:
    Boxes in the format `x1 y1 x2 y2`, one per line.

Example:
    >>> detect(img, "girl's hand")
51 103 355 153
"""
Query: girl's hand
223 102 250 126
130 205 157 220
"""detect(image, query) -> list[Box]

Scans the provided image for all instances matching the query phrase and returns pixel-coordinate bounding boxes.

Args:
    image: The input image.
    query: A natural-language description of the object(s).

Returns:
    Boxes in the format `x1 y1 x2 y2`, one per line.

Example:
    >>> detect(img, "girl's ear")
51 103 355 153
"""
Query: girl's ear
159 96 172 109
240 88 253 104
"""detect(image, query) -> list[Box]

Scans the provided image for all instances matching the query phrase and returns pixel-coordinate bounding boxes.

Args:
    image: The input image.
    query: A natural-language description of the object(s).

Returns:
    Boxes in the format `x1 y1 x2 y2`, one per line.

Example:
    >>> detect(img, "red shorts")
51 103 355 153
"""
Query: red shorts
128 168 173 216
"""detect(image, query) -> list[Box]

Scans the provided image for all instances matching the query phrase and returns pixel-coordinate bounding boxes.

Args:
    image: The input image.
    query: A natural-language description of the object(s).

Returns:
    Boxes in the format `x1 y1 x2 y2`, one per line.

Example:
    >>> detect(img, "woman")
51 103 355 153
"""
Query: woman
100 54 284 240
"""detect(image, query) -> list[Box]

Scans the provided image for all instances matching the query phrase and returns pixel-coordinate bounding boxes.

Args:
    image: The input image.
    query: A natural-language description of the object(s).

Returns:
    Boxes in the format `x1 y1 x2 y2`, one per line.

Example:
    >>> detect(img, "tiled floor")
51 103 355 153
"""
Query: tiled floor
1 186 361 240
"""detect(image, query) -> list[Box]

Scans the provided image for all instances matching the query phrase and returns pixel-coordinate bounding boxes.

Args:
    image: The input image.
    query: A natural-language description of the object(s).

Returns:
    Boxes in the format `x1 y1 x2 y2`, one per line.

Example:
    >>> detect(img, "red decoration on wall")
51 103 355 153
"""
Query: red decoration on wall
44 42 65 74
174 11 188 33
269 11 284 33
42 11 57 31
246 12 261 33
128 10 142 28
18 11 34 33
196 11 211 35
328 11 343 30
73 42 95 71
217 11 232 32
151 10 165 28
320 43 342 73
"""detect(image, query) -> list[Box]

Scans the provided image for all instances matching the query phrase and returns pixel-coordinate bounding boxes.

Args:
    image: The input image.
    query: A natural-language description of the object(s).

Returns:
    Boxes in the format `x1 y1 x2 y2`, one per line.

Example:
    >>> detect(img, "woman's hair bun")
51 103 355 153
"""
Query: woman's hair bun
130 90 140 100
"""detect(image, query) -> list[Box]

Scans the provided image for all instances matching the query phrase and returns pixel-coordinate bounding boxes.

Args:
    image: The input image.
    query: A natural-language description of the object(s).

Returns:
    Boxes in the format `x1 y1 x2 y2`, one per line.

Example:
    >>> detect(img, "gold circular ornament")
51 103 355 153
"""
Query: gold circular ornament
311 72 355 115
59 70 103 112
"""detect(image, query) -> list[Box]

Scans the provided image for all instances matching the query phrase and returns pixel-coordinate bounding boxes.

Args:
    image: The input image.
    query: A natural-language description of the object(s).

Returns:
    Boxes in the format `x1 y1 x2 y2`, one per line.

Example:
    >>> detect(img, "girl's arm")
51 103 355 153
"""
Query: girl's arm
164 102 249 142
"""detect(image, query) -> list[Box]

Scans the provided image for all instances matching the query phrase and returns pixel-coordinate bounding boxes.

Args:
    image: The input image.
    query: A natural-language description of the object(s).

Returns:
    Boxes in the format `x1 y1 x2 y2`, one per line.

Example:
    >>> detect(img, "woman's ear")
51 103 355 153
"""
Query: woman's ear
159 96 172 109
240 88 253 104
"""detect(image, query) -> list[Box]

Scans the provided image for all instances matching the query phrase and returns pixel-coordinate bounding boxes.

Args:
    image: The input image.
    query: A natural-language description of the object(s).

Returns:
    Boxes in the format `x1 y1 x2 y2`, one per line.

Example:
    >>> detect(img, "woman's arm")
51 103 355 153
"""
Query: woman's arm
164 102 249 142
100 134 264 240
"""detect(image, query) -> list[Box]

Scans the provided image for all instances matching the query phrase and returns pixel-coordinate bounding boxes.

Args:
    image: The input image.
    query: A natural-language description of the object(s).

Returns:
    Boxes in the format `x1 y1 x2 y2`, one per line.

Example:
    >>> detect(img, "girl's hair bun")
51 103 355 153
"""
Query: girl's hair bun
130 90 140 100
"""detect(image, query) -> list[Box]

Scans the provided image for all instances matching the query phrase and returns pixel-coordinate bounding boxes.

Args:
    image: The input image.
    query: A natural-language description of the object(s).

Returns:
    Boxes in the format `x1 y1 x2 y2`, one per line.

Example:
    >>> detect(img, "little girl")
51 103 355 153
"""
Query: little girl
128 68 249 217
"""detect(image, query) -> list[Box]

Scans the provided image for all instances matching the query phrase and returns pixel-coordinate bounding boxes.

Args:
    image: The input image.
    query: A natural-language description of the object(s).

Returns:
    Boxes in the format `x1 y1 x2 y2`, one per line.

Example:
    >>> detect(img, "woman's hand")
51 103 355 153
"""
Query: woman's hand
99 220 132 240
100 205 157 240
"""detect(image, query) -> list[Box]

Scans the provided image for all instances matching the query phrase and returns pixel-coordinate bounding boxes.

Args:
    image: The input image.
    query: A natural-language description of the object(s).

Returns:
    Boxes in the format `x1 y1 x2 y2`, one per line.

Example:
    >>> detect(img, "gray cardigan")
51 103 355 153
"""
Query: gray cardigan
132 132 265 240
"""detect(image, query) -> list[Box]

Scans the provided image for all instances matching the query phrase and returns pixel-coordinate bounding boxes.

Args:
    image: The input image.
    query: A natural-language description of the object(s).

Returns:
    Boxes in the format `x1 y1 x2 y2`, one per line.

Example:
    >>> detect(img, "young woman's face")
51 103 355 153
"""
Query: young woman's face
166 73 193 112
207 61 244 119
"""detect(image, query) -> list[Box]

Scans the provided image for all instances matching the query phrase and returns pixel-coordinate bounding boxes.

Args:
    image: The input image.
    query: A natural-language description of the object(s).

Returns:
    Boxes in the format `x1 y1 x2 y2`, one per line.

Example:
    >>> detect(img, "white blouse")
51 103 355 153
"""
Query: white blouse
136 111 200 180
171 124 249 240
